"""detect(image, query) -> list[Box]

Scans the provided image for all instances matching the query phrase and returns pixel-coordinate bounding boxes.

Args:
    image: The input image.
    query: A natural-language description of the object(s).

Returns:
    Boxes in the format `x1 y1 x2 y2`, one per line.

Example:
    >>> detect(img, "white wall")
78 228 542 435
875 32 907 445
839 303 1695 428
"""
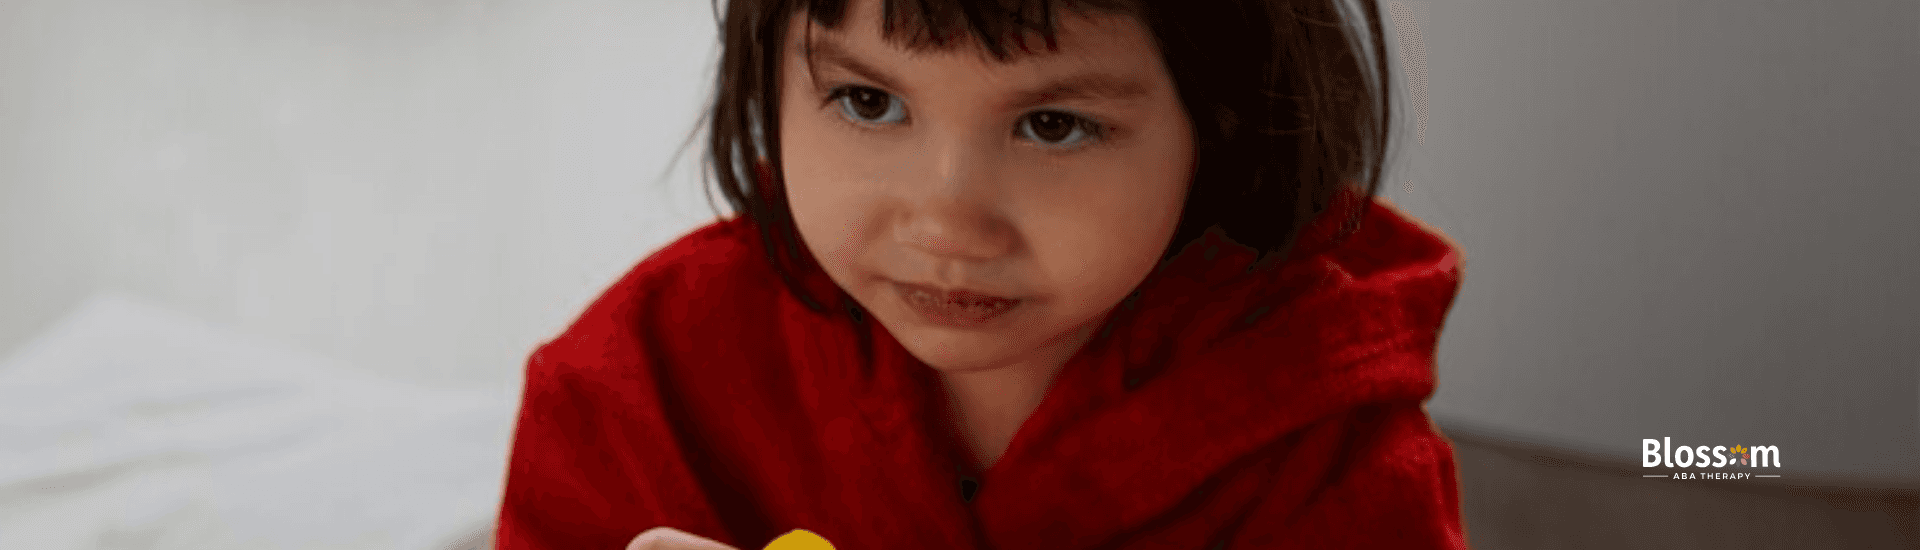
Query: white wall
0 0 724 390
2 0 1915 483
1389 0 1920 482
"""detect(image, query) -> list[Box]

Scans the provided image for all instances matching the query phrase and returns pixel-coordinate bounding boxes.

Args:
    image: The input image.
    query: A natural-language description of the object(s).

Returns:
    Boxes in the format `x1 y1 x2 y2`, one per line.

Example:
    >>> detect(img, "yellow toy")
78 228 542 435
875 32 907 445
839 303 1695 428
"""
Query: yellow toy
763 529 835 550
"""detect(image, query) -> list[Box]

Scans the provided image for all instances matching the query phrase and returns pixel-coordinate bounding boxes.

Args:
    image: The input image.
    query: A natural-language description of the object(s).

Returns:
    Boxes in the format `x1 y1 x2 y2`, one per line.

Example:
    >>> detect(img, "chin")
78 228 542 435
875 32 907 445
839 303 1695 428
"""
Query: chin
881 322 1014 373
900 335 995 372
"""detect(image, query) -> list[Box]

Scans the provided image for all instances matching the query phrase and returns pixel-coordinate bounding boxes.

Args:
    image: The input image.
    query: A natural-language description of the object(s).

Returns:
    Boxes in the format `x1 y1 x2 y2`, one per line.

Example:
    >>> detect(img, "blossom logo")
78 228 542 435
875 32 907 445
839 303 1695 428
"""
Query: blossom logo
1641 437 1782 480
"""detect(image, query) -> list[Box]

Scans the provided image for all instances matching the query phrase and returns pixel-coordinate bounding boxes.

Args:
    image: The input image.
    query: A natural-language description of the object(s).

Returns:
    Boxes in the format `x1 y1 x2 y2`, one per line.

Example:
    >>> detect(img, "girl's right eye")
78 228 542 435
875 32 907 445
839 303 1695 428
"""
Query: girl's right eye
826 85 907 126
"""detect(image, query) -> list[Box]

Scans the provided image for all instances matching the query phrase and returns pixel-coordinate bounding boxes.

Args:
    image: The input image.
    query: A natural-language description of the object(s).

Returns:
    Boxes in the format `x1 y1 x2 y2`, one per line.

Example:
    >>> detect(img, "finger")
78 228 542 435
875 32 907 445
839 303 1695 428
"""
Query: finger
628 527 740 550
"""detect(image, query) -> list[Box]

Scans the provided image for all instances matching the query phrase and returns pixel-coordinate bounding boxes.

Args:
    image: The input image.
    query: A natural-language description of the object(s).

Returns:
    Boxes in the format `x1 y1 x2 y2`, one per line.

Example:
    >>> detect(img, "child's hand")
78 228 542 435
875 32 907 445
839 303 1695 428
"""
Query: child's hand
624 528 836 550
626 527 740 550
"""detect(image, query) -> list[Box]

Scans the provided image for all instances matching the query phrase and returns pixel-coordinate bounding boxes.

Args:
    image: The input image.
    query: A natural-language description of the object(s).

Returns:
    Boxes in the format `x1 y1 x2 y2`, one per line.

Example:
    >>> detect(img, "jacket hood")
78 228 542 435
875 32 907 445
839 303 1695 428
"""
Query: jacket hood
970 187 1461 542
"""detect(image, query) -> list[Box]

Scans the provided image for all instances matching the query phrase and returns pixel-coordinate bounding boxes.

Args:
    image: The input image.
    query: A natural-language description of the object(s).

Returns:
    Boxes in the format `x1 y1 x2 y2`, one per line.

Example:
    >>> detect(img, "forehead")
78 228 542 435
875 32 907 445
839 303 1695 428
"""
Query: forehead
786 0 1152 67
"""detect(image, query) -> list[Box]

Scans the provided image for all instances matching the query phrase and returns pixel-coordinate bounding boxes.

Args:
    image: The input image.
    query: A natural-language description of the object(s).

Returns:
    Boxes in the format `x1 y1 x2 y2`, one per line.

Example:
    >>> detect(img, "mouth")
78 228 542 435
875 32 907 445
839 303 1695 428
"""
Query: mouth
892 281 1022 328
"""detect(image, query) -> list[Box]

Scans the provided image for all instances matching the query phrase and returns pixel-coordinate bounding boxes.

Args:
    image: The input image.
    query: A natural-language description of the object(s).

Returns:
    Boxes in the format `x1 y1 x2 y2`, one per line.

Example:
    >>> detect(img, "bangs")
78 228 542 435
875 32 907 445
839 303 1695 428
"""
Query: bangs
800 0 1142 61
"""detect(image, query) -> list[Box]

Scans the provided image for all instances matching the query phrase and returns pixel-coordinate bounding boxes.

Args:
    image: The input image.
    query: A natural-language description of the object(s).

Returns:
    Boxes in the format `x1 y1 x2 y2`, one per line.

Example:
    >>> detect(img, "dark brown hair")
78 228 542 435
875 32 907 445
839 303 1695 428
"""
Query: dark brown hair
697 0 1394 315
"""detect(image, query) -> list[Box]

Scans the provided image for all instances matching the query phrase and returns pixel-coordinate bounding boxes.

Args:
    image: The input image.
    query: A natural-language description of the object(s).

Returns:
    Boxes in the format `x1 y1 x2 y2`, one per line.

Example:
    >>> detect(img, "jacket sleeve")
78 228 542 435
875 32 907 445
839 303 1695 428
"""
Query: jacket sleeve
493 341 736 550
1229 404 1470 549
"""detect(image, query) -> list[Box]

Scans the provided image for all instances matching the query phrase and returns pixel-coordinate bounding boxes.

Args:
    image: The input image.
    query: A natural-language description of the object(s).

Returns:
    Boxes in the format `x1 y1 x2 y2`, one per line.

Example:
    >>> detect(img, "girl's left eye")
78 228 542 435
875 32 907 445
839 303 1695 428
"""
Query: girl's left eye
1017 111 1105 148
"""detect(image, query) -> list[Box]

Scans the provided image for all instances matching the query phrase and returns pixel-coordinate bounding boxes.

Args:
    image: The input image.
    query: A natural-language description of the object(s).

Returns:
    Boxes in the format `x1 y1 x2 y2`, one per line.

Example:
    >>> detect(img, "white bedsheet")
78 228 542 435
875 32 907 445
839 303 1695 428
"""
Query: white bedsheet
0 294 516 550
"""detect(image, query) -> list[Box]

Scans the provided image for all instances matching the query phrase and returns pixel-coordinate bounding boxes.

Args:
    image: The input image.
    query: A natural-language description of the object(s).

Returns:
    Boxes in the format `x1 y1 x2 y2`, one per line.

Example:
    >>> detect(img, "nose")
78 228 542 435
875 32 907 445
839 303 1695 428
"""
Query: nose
893 138 1014 262
895 199 1013 261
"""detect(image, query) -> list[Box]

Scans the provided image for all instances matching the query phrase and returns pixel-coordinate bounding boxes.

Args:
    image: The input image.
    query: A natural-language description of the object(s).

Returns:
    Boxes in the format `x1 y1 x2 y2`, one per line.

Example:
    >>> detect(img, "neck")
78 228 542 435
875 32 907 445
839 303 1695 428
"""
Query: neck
939 318 1103 471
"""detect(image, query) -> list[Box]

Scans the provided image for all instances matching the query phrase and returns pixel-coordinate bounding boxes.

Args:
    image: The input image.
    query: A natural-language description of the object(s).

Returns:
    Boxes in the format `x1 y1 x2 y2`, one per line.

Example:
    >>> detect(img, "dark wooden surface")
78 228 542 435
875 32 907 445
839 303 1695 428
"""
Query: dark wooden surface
1445 424 1919 549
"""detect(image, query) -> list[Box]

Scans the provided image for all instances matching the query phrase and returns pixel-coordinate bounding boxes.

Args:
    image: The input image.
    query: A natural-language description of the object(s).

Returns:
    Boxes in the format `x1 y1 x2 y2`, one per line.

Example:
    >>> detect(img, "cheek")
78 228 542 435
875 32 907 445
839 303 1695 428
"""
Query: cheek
1022 162 1189 308
779 119 878 269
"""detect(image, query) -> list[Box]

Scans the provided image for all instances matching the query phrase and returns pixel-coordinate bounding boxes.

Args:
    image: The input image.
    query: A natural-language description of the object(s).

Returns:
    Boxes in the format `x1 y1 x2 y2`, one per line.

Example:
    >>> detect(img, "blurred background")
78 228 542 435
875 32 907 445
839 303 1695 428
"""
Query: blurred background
0 0 1914 548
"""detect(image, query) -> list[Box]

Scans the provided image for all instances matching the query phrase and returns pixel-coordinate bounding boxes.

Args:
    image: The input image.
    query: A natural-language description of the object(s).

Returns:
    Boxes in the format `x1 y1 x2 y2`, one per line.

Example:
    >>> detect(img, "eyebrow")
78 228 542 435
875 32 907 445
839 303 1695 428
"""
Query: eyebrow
805 35 1154 111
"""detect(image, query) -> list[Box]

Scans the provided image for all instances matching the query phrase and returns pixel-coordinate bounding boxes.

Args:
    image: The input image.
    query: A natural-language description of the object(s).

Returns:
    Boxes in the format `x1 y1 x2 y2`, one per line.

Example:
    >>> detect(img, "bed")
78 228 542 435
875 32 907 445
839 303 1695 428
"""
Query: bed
0 294 511 550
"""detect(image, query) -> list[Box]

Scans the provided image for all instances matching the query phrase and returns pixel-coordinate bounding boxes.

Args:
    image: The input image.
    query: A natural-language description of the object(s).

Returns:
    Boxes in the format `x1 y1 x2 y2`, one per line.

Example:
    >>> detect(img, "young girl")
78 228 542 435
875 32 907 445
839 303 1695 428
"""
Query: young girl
496 0 1465 547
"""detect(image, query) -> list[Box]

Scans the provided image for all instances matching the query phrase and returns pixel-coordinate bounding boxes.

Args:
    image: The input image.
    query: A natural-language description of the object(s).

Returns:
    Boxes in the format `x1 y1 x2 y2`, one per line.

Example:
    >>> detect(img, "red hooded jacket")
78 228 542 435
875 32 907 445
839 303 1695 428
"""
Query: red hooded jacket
494 188 1468 549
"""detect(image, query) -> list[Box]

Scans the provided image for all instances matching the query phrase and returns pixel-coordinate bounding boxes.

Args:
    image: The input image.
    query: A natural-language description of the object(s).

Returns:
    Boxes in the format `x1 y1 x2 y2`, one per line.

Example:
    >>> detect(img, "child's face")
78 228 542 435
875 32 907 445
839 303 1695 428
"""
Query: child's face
779 0 1193 374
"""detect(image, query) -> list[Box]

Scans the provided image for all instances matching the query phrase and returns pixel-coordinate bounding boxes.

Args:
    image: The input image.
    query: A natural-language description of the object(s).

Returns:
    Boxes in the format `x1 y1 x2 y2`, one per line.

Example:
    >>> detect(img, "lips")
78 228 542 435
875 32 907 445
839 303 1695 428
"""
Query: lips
901 283 1015 305
893 281 1020 327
